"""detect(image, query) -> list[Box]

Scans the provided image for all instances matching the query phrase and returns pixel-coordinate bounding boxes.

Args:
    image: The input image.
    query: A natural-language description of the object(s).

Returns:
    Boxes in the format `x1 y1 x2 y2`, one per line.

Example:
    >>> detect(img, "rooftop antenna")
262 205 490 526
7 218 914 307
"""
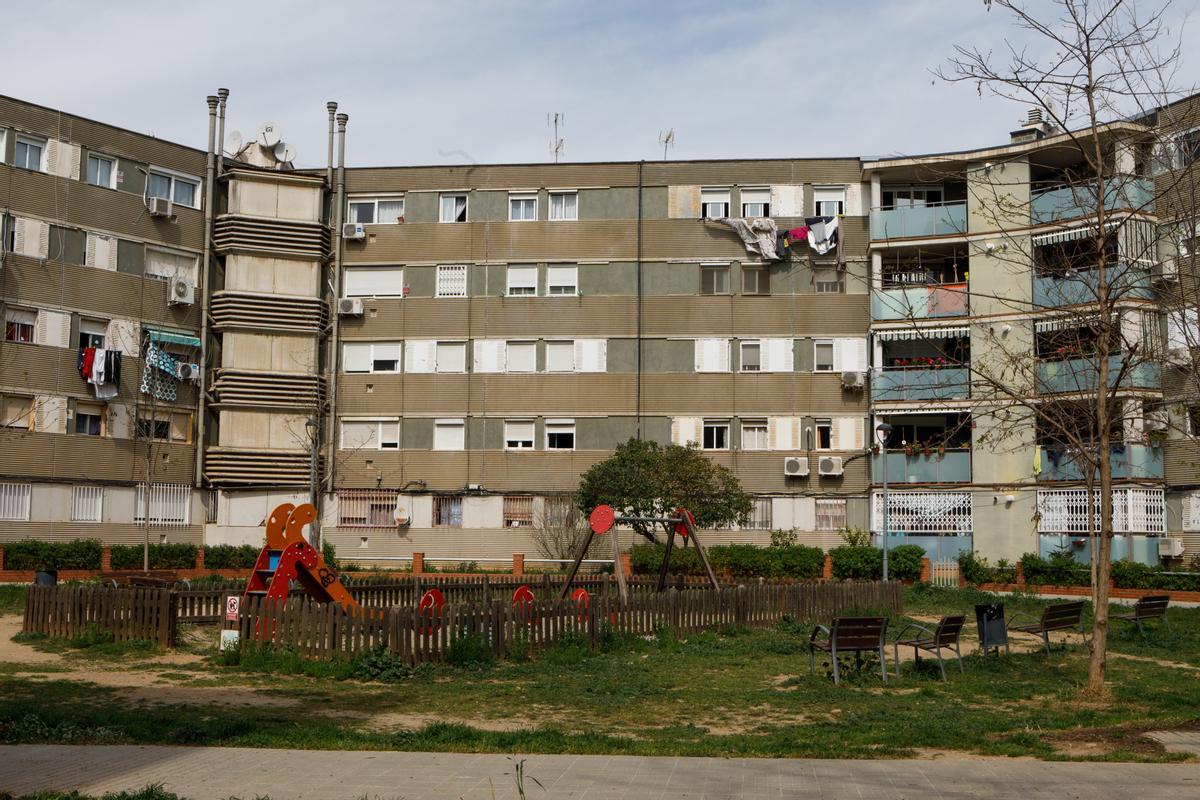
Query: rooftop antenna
658 128 675 160
548 112 565 163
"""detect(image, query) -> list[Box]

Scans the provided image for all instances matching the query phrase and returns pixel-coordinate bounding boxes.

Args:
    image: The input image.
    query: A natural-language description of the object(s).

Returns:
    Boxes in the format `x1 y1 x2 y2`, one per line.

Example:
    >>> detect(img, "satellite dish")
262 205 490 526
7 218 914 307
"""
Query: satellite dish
257 122 281 148
274 141 297 163
224 130 243 155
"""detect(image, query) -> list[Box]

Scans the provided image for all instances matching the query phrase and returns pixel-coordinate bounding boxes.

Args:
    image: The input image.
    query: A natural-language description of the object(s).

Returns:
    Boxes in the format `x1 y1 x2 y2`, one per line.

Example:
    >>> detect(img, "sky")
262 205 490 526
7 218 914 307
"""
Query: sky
4 0 1199 168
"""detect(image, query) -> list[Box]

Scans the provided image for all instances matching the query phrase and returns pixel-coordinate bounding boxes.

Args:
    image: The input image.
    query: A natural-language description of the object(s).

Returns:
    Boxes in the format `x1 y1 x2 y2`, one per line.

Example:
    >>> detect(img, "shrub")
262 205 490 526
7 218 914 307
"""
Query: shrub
352 645 414 682
838 526 873 547
630 543 824 580
203 544 261 569
445 633 494 668
769 528 798 547
1110 560 1200 591
110 543 199 570
888 544 925 582
1019 551 1090 586
829 546 882 580
2 539 103 570
957 550 990 585
322 540 339 570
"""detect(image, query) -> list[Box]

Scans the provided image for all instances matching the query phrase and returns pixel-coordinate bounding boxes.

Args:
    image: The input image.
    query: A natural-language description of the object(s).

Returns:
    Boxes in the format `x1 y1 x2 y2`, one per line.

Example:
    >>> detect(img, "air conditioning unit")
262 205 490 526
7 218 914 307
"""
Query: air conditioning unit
783 456 809 477
1158 537 1184 558
1153 258 1178 283
841 371 866 390
176 362 202 383
342 222 366 240
338 297 364 316
818 456 845 476
168 277 194 306
147 196 173 217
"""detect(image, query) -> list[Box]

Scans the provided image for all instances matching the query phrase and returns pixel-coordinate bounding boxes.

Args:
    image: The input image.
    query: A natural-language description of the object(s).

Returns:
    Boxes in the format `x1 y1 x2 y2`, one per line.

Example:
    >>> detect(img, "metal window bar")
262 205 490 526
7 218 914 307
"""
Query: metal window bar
71 485 103 522
433 495 463 528
815 498 847 531
872 491 973 534
503 496 534 528
437 265 468 297
0 482 31 521
337 489 398 528
1037 488 1164 534
134 482 191 526
746 497 772 530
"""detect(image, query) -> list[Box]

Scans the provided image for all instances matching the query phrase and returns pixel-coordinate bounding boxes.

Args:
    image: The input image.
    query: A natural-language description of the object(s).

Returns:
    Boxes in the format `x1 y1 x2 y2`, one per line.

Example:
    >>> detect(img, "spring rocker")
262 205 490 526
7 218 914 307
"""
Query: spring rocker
242 502 359 611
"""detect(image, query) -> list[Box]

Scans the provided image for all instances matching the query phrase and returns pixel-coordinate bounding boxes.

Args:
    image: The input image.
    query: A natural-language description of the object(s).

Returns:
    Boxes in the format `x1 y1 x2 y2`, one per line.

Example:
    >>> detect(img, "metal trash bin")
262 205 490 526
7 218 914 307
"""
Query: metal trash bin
975 603 1008 656
34 569 58 587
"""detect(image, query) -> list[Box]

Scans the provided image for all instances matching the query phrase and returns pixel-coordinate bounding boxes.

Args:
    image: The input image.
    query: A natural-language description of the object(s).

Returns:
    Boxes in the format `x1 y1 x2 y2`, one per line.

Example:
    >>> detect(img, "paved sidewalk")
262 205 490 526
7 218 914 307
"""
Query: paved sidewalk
1 745 1198 799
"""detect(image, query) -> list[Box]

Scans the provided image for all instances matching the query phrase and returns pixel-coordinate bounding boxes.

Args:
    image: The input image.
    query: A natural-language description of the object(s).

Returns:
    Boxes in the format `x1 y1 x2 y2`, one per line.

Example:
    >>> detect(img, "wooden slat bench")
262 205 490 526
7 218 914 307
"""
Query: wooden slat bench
893 615 965 680
1009 601 1086 654
1114 594 1170 636
101 571 176 587
809 616 889 685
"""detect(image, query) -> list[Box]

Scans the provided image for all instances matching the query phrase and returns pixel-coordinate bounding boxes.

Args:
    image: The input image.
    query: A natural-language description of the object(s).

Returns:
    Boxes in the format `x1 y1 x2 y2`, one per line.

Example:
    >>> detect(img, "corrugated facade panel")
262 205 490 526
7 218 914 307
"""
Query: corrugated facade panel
0 344 197 408
1164 439 1200 485
0 522 203 546
0 430 195 483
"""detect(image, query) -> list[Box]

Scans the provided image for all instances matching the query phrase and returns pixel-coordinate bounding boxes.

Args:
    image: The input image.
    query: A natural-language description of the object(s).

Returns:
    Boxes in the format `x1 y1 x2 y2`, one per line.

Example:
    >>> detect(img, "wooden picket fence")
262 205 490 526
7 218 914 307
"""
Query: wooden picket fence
23 585 176 647
236 580 904 664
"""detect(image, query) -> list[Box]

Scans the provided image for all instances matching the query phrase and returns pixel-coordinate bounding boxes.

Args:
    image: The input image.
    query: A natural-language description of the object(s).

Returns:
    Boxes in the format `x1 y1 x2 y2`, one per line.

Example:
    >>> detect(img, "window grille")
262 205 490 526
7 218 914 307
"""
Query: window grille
134 483 191 526
1037 488 1165 534
816 498 847 531
436 265 468 297
338 489 398 528
746 497 772 530
433 495 464 528
71 486 103 522
503 496 534 528
872 491 972 534
0 483 31 521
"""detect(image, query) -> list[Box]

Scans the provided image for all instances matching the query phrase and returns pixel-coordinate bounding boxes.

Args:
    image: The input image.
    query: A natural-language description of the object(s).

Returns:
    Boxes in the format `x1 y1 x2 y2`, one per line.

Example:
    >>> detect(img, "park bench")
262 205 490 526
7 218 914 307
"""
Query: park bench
1114 594 1170 636
808 616 889 685
101 571 176 587
1008 600 1086 654
893 615 965 680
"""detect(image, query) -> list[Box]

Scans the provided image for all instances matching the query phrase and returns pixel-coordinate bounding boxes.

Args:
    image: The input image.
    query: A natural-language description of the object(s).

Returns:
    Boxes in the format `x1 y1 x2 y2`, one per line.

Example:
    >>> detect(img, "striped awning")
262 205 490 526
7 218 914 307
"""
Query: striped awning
875 326 970 341
147 329 201 348
1034 313 1101 333
1032 221 1119 247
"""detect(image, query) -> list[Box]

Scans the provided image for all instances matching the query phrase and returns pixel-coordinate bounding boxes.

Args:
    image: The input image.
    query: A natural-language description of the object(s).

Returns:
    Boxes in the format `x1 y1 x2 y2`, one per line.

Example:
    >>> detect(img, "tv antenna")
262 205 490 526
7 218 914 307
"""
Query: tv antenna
658 128 675 160
548 112 565 163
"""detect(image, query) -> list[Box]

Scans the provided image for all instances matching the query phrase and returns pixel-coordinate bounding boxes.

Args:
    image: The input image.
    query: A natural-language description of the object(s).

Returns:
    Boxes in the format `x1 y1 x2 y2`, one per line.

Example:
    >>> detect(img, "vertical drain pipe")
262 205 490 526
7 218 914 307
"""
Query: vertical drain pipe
635 160 644 439
324 112 349 494
193 94 219 488
216 89 229 175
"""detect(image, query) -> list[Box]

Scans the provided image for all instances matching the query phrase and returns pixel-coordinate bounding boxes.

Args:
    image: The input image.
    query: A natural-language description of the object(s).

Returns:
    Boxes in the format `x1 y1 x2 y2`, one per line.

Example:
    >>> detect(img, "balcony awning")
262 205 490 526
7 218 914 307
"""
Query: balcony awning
1032 220 1119 247
147 329 201 348
876 326 969 341
1034 313 1101 333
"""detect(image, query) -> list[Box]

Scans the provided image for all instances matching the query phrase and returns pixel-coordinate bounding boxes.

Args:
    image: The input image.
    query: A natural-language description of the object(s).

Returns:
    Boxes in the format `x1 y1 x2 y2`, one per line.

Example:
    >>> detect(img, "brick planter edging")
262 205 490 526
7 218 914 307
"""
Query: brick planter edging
970 581 1200 604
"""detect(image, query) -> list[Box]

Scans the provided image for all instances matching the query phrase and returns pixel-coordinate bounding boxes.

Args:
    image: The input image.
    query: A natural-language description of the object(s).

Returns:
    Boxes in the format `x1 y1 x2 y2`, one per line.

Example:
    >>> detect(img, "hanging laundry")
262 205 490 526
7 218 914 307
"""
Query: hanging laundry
787 226 810 241
91 347 106 387
106 350 121 387
775 231 793 259
712 217 781 261
80 347 97 382
804 216 839 255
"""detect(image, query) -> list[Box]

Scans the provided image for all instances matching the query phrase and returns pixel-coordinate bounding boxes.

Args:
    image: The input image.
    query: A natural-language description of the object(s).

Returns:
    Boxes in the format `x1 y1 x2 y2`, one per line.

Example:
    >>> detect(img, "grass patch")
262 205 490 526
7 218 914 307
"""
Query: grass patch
15 627 159 660
0 584 27 615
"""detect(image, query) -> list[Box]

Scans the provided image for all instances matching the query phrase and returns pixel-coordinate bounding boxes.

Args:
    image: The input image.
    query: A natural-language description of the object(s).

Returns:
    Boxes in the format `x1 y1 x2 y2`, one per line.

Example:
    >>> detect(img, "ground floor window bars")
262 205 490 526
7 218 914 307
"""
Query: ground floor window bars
337 489 398 528
0 483 31 521
433 495 464 528
872 491 972 534
1036 488 1165 534
71 486 103 522
503 496 534 528
134 483 191 526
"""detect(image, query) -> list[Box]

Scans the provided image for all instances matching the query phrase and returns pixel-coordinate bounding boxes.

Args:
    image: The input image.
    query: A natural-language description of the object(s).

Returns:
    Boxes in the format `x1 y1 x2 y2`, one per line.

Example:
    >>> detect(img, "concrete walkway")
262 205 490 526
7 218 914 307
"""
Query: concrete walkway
1 745 1198 800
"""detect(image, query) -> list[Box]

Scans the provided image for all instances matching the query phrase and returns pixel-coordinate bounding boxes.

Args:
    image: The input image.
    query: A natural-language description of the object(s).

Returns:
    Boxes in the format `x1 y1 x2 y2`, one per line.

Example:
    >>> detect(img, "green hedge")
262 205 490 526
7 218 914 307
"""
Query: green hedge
1 539 102 570
1019 552 1092 586
203 544 262 570
630 543 825 580
109 543 198 570
828 545 924 581
956 551 1018 585
1110 561 1200 591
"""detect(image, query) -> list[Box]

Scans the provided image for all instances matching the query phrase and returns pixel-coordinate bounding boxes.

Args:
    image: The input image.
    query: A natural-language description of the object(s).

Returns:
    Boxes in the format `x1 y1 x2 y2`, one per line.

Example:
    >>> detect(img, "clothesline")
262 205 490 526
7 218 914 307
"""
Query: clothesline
77 347 122 401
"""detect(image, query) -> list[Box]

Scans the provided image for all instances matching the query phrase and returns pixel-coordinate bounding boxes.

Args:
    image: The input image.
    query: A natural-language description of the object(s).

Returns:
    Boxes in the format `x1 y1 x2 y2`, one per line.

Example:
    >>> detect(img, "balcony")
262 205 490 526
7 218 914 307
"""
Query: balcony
872 283 968 320
1036 355 1161 394
870 201 967 240
1030 176 1154 225
872 367 969 402
873 448 972 484
1037 443 1164 481
1033 265 1153 308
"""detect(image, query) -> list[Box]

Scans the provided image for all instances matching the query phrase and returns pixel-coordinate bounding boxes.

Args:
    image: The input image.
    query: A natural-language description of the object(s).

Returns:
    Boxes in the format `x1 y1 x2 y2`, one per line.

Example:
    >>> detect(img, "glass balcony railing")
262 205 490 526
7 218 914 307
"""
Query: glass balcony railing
1033 265 1153 308
872 449 972 484
872 367 970 402
1036 354 1161 394
1036 443 1163 481
871 283 969 320
870 202 967 240
1030 176 1154 224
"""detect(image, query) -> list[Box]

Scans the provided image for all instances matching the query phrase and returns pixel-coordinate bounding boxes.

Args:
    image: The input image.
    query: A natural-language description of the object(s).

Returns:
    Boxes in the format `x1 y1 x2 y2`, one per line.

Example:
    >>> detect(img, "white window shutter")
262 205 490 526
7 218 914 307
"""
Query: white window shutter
14 219 50 258
343 343 371 373
47 140 80 180
405 341 436 373
833 338 866 372
35 310 71 348
473 340 505 373
86 233 116 270
104 318 140 357
574 339 607 373
668 186 701 219
762 338 793 372
833 417 859 451
1184 492 1200 531
770 185 803 217
769 417 795 451
695 338 729 372
672 416 701 446
34 395 67 434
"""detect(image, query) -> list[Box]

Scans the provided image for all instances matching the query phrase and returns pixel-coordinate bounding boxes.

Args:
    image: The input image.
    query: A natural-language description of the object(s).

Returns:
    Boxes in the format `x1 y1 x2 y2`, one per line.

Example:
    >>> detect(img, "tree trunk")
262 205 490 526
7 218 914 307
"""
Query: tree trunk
1087 311 1112 694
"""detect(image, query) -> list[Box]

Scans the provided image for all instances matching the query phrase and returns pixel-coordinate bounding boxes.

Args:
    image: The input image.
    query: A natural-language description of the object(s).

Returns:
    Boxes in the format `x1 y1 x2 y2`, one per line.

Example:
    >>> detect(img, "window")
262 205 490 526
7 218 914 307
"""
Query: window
435 341 466 373
1188 406 1200 436
134 483 191 526
545 340 575 372
433 495 463 527
816 498 847 531
71 486 104 522
1 395 32 429
741 187 770 217
344 266 404 297
349 196 404 225
436 265 468 297
813 186 845 216
546 419 575 450
703 420 729 450
439 193 468 222
13 135 45 172
340 419 399 450
86 154 116 189
0 483 32 521
881 185 942 208
747 498 772 529
74 402 104 437
740 341 761 372
815 419 833 450
78 318 106 350
694 338 731 372
434 419 465 451
343 342 401 373
337 489 398 528
0 129 5 164
503 496 533 528
549 191 578 221
741 419 768 450
5 308 35 343
144 247 197 285
136 412 189 443
701 187 730 219
814 340 835 371
506 265 537 296
506 340 536 373
547 265 577 295
509 193 537 221
505 419 535 450
1174 128 1200 170
147 168 200 208
742 267 770 295
700 264 730 295
814 268 844 294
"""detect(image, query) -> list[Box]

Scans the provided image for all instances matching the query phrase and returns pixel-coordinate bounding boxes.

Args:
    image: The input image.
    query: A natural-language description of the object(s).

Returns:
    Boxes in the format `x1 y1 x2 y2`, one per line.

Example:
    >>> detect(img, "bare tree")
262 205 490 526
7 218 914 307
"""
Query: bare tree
531 496 592 562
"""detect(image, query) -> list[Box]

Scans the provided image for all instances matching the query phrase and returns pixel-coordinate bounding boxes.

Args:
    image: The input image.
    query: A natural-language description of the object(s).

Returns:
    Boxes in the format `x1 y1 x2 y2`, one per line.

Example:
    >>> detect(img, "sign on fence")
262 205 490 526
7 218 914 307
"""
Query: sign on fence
225 595 240 622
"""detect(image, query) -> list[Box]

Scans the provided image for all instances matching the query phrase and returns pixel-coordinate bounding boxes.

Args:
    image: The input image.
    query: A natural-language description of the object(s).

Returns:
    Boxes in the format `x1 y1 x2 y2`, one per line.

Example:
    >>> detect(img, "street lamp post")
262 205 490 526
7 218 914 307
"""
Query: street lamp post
305 417 321 548
876 421 894 582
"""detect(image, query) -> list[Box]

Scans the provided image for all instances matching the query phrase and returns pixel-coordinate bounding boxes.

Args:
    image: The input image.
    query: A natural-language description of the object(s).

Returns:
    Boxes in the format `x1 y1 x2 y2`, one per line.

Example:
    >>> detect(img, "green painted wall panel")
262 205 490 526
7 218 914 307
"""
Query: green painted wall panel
116 239 143 276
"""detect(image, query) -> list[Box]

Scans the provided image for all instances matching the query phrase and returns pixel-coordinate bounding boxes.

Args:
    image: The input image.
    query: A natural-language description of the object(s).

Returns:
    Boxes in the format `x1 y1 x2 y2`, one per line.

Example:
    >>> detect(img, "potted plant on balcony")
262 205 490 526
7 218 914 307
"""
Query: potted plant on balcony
923 443 933 457
903 443 915 458
1146 429 1167 449
937 443 947 457
870 443 881 455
